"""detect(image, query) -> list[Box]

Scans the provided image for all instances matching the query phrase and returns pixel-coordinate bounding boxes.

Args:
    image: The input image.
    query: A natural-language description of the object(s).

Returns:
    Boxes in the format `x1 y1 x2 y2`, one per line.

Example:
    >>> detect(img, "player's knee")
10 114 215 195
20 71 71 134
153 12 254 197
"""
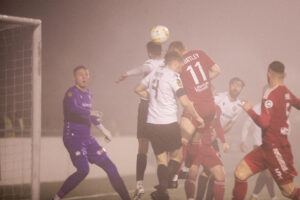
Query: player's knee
77 164 90 177
214 171 225 182
234 160 251 181
188 165 199 181
234 167 247 181
279 185 297 198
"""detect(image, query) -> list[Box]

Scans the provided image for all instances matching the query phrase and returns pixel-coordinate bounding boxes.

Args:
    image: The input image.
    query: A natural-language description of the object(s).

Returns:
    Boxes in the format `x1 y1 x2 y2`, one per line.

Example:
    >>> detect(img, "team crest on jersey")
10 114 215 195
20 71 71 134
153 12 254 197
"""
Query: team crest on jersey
285 93 290 100
68 92 72 97
264 100 273 109
177 79 183 87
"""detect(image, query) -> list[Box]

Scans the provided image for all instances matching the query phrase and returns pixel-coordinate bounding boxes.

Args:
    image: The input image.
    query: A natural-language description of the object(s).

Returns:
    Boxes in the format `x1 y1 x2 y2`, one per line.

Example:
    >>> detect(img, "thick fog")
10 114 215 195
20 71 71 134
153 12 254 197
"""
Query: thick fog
1 0 300 166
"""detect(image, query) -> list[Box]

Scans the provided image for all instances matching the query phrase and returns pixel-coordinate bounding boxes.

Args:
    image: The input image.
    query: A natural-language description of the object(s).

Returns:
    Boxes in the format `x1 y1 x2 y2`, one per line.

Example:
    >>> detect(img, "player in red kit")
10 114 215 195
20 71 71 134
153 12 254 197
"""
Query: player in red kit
167 41 225 200
232 61 300 200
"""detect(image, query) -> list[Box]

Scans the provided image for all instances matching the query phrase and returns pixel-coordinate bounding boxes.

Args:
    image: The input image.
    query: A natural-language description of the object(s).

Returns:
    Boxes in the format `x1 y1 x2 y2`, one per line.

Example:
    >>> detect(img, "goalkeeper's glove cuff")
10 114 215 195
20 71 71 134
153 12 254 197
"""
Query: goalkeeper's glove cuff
96 124 112 142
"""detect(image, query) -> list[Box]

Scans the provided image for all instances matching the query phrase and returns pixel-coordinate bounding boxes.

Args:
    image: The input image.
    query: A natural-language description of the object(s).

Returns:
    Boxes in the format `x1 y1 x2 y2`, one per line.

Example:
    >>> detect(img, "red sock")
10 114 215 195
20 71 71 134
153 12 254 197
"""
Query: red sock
185 179 195 199
289 187 300 200
214 180 225 200
232 178 247 200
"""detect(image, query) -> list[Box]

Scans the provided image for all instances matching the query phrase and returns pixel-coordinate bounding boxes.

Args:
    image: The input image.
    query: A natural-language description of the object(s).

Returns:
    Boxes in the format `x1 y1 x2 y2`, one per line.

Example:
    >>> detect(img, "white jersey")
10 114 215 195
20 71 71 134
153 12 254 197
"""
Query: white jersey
127 58 165 77
241 103 262 146
141 66 184 124
214 92 243 127
241 103 291 146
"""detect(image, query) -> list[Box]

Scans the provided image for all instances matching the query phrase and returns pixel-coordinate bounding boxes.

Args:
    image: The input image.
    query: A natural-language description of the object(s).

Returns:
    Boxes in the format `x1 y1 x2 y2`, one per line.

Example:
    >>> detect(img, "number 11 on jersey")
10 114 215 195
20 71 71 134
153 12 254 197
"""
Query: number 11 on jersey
186 61 207 85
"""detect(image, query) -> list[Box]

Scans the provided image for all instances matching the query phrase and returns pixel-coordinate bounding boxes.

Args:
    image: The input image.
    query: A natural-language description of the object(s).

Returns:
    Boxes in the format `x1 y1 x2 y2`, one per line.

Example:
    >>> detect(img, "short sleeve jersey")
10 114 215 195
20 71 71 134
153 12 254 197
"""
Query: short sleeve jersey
248 85 300 146
141 66 184 124
215 92 243 127
180 50 215 103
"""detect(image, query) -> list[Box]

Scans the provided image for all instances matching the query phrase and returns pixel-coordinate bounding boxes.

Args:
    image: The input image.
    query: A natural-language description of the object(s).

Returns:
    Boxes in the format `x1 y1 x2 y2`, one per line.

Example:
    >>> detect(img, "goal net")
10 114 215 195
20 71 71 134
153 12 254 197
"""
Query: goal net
0 15 41 200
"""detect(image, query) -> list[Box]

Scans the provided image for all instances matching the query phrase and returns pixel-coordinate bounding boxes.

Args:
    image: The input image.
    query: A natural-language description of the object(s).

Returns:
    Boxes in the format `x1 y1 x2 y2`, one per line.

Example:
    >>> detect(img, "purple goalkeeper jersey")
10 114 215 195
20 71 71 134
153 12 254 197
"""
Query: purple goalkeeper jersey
63 86 100 137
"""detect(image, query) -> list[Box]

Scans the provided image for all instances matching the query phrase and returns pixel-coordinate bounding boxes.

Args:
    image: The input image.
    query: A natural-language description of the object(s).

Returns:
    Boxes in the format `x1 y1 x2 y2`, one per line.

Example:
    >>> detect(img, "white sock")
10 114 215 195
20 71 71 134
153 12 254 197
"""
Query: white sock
136 180 143 188
182 165 189 172
172 174 178 181
54 194 61 200
252 193 258 198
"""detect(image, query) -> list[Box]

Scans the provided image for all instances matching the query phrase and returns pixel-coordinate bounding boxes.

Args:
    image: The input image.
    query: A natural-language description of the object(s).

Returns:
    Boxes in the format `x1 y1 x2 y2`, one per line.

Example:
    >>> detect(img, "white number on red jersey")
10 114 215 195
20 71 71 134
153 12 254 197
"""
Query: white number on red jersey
186 61 207 85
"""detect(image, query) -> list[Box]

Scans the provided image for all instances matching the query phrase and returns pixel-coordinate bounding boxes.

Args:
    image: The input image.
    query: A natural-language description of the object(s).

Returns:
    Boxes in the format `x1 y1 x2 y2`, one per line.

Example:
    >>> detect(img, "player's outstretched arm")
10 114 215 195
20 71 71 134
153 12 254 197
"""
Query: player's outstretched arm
115 63 152 83
95 123 112 142
240 100 271 129
115 72 129 83
179 94 205 128
209 64 221 80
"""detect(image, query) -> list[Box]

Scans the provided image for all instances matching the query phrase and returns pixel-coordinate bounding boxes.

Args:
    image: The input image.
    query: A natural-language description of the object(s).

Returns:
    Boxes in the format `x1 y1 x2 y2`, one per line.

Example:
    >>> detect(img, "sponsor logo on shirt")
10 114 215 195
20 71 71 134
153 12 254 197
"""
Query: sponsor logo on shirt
280 127 289 135
264 100 273 109
68 92 72 97
82 103 91 108
177 79 183 87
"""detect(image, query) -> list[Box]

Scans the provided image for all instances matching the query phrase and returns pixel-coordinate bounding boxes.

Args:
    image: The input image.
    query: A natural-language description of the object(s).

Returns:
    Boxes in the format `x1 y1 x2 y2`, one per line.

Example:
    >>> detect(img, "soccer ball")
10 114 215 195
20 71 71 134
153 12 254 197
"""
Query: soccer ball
150 25 169 44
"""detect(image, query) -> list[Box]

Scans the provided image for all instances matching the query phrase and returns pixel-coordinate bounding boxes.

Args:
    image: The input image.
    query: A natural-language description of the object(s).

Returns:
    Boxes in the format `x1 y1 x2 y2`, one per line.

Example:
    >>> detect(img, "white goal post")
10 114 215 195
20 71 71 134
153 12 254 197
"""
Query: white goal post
0 14 41 200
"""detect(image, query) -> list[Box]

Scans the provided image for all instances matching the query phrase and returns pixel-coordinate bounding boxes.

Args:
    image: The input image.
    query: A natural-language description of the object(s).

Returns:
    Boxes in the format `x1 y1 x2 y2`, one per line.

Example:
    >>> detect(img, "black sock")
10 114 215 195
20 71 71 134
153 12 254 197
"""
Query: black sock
205 176 215 200
157 164 168 192
136 154 147 181
253 172 267 194
265 175 275 197
196 175 209 200
168 160 180 181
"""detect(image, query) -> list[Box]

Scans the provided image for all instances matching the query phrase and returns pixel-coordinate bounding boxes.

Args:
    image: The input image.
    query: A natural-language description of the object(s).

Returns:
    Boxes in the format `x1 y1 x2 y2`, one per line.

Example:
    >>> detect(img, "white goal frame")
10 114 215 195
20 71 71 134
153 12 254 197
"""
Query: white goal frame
0 14 42 200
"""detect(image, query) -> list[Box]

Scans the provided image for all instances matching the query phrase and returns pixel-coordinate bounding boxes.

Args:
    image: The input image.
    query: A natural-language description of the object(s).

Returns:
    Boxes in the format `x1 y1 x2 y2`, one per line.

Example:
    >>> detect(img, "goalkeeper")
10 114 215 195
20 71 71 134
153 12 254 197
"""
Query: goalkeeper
52 65 131 200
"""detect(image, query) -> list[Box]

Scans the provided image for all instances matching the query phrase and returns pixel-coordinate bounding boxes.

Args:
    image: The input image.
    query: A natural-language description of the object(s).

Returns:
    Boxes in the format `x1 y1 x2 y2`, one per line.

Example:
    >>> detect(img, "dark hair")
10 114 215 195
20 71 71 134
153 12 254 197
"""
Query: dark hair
268 61 285 74
229 77 245 87
146 41 162 56
73 65 88 74
164 51 183 65
167 41 185 54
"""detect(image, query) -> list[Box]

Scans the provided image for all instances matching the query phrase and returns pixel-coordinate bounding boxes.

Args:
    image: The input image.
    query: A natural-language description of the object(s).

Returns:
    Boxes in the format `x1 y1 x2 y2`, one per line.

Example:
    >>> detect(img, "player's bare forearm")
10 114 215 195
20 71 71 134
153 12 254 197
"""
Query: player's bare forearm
223 121 233 133
115 72 128 83
209 64 221 80
134 84 149 99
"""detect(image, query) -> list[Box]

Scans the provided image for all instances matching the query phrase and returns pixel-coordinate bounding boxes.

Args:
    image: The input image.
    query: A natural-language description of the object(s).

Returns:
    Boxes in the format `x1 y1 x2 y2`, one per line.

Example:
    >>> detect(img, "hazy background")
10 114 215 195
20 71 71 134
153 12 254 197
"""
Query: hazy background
1 0 300 153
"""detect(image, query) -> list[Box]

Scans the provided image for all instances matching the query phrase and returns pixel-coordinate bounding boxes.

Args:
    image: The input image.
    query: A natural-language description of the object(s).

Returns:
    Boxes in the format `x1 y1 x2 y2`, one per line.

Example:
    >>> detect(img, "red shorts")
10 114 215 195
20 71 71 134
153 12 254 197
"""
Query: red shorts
182 101 215 132
185 142 222 169
244 144 297 185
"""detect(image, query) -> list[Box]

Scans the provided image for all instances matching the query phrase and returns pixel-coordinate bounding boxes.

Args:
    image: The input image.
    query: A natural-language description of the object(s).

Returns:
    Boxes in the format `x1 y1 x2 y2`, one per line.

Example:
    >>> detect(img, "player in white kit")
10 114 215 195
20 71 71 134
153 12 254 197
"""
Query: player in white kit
116 41 164 199
135 51 204 200
196 77 245 200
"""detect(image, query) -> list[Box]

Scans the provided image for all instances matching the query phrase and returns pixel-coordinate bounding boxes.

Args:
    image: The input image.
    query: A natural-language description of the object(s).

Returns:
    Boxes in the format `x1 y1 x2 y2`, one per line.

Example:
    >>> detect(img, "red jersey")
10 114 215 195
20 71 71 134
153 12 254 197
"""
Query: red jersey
180 50 215 103
201 105 225 145
248 85 300 146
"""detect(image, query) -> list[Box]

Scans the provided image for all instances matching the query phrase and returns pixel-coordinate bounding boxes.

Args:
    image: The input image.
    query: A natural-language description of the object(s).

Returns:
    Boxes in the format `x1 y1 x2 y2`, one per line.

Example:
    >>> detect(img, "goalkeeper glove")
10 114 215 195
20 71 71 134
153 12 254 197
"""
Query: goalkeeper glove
96 124 112 142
